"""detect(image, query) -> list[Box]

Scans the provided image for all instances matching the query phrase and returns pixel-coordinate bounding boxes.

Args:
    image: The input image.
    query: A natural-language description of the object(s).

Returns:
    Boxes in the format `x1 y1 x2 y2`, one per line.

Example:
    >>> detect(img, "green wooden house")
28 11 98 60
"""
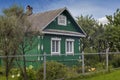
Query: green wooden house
0 7 86 67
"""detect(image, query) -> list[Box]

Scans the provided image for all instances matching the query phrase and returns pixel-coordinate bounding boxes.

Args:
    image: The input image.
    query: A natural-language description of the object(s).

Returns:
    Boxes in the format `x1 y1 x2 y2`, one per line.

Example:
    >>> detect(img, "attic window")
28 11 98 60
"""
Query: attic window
58 15 67 26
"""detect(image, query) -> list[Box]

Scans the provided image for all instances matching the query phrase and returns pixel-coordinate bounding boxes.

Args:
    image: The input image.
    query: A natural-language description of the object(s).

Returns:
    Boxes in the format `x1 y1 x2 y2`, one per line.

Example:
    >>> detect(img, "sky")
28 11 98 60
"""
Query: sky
0 0 120 24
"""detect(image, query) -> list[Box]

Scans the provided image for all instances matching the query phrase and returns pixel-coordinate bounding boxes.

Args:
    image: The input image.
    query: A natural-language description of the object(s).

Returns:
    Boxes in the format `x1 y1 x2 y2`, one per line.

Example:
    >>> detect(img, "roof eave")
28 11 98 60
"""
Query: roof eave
42 31 86 37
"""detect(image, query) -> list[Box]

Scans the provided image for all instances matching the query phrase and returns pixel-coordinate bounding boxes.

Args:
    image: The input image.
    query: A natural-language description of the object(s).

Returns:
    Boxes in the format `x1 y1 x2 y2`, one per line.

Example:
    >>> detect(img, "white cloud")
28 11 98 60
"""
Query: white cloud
32 0 114 20
42 1 112 19
98 17 108 25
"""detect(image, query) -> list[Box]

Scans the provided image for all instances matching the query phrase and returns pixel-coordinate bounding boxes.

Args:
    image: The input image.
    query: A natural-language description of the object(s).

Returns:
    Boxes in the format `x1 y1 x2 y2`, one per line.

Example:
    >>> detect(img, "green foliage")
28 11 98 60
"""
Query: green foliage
104 8 120 51
0 66 4 75
85 55 99 67
26 66 36 80
77 15 104 52
3 4 23 17
9 65 36 80
77 8 120 52
111 54 120 68
37 61 69 80
0 4 32 80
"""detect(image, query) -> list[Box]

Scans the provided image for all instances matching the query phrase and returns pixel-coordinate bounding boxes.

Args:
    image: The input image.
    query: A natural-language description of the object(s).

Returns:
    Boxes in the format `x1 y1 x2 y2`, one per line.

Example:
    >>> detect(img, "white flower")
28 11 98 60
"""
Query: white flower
88 69 91 72
26 67 28 70
11 75 15 78
29 65 33 69
17 73 20 77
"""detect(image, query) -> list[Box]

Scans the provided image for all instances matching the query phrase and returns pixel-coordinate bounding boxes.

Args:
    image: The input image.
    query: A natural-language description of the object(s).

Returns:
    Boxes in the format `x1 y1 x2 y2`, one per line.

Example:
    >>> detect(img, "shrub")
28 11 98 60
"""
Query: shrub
18 65 36 80
9 68 21 80
10 65 36 80
66 66 79 79
37 61 68 80
111 54 120 68
26 65 36 80
0 66 4 75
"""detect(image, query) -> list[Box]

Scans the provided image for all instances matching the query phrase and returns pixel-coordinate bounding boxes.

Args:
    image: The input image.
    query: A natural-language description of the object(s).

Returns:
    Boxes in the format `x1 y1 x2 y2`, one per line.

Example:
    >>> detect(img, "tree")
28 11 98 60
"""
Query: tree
16 33 39 80
76 15 104 52
0 5 35 80
0 9 24 80
104 9 120 51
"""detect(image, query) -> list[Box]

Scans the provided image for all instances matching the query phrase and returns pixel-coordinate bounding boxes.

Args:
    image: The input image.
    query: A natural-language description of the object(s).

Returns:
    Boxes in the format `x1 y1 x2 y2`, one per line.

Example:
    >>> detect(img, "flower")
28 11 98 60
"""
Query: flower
11 75 15 78
29 65 33 69
17 73 20 77
88 69 91 72
91 68 96 71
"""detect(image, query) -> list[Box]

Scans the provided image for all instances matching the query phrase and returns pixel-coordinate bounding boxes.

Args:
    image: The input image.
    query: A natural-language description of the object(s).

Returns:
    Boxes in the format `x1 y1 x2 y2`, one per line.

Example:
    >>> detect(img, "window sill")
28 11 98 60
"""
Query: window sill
66 52 74 55
58 23 67 26
51 53 60 56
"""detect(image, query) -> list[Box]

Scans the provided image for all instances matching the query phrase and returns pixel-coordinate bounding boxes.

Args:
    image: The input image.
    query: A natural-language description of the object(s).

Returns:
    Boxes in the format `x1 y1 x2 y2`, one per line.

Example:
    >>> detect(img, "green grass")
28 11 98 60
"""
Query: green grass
1 69 120 80
86 70 120 80
69 70 120 80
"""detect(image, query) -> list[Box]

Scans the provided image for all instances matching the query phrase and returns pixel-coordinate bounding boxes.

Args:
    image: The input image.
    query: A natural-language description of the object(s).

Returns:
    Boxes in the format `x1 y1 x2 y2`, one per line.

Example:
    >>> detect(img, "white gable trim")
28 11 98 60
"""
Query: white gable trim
41 8 66 30
43 31 85 37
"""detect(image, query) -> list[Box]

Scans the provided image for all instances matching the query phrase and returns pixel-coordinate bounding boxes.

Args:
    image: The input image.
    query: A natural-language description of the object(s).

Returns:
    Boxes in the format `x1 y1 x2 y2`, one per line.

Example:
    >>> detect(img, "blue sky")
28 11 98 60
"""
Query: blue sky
0 0 120 20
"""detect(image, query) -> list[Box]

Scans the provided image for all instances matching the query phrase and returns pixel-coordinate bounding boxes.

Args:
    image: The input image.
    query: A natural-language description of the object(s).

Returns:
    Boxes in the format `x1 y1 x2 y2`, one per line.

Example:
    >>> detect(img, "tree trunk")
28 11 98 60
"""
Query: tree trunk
5 51 9 80
23 53 28 80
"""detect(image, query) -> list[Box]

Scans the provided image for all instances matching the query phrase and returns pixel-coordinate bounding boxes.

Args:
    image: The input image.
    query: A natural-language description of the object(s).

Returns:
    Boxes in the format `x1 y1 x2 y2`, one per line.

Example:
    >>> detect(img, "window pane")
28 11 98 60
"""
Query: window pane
52 40 60 53
60 20 65 24
52 40 55 52
66 41 73 53
70 42 72 52
58 15 66 25
67 41 69 52
56 41 59 52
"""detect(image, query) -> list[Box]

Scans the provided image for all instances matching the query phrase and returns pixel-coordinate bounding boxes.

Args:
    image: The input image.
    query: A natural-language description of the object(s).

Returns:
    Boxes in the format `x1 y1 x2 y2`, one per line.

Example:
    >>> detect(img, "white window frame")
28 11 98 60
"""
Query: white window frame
51 38 61 55
66 39 74 55
58 15 67 26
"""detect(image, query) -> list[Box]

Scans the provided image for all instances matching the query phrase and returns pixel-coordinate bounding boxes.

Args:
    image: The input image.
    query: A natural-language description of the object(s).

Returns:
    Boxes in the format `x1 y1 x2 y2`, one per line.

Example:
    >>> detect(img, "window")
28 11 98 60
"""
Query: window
66 39 74 54
58 15 67 26
51 38 61 55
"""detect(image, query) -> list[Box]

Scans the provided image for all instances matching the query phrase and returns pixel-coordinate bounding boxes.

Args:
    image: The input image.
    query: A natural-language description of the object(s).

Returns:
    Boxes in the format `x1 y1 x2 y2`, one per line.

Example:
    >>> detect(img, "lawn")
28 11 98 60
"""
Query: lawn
1 69 120 80
70 70 120 80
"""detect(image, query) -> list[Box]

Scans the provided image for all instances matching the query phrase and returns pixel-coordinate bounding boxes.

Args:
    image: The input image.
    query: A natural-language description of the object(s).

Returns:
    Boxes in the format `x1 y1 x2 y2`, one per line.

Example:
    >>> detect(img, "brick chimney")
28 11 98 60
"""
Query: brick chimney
26 5 33 16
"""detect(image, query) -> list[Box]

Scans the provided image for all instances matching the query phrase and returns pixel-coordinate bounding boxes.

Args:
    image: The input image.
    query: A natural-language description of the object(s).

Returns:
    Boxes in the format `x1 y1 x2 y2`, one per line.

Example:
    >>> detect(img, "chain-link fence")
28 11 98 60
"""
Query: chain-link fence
0 52 120 80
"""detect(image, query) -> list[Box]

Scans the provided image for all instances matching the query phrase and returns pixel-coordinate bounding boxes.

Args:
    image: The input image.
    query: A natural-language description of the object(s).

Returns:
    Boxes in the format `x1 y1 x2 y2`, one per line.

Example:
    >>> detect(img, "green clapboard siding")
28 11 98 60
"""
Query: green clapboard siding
45 11 82 33
41 34 81 66
42 34 80 54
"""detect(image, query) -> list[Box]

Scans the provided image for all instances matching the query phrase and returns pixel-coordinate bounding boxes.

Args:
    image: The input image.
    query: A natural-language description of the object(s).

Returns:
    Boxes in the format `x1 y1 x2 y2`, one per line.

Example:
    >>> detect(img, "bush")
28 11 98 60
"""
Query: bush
9 68 21 80
26 65 36 80
19 65 36 80
0 66 4 75
66 66 79 79
37 61 68 80
85 54 100 67
111 54 120 68
10 65 36 80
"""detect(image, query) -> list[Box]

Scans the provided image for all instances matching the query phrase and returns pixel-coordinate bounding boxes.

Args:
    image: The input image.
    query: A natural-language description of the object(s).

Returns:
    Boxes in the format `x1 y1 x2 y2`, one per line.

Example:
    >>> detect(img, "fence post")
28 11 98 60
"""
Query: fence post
106 48 109 71
82 51 85 74
43 52 46 80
